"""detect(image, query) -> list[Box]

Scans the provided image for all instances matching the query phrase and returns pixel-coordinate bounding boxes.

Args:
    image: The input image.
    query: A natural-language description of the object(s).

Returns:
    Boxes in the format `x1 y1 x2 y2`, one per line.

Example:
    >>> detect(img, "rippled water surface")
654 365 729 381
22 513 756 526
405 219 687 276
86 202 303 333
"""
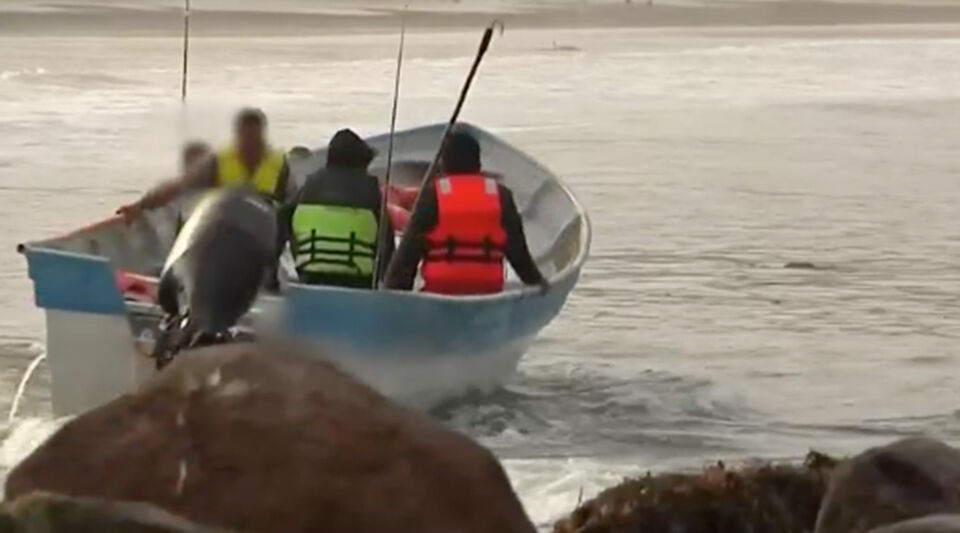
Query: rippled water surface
2 23 960 528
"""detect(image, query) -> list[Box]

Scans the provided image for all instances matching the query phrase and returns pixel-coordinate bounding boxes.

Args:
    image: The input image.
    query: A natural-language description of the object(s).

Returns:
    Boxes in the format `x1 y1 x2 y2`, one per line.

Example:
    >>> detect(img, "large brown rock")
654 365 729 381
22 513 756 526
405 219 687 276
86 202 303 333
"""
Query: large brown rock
870 515 960 533
0 491 219 532
6 343 536 533
816 438 960 533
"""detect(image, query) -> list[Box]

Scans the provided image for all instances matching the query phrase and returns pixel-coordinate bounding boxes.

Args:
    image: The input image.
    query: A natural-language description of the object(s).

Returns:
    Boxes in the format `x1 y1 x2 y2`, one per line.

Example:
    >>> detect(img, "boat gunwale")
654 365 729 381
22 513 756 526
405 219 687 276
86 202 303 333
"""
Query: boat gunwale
18 204 588 306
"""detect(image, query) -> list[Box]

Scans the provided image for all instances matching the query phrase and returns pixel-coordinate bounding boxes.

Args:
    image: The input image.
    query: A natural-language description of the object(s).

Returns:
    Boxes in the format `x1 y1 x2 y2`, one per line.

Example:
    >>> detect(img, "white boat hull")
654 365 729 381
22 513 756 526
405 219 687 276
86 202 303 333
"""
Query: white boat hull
42 306 537 413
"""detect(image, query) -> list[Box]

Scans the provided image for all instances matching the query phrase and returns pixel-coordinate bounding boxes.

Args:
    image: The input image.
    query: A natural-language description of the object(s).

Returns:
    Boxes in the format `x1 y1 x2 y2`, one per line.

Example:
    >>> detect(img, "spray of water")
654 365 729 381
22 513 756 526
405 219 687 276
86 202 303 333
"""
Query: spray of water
8 352 46 422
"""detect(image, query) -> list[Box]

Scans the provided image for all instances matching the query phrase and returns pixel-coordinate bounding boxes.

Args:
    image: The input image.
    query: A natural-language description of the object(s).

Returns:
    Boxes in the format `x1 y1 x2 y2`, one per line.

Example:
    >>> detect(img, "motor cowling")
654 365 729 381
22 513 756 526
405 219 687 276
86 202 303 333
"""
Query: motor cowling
153 188 277 367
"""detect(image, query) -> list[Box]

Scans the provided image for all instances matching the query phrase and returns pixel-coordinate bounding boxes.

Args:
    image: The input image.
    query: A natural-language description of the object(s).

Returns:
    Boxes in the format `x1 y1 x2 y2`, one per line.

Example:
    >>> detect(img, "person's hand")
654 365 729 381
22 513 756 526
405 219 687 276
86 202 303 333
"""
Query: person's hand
116 201 143 224
537 279 550 296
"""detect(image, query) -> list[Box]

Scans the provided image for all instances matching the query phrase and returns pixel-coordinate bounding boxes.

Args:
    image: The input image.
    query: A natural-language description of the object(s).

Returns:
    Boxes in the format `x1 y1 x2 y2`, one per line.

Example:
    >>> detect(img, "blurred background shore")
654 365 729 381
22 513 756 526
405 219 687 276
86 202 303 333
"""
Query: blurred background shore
6 0 960 36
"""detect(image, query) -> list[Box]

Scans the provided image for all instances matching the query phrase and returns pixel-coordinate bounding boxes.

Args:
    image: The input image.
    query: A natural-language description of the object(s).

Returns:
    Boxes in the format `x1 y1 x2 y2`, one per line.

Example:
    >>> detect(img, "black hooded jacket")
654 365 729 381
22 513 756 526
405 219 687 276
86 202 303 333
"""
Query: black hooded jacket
278 129 394 285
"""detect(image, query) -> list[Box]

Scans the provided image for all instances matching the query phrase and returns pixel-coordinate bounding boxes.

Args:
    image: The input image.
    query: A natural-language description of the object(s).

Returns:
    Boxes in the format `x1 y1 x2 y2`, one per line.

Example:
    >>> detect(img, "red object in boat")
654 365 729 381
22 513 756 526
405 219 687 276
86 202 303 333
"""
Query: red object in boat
115 270 158 304
384 184 418 210
388 204 411 233
380 184 414 232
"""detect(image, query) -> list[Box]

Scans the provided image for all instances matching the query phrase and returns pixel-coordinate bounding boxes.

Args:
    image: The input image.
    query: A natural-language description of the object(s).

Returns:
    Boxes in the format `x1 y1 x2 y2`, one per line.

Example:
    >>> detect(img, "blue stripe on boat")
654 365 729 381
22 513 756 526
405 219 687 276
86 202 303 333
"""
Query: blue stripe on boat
21 244 580 353
283 274 577 356
23 247 126 315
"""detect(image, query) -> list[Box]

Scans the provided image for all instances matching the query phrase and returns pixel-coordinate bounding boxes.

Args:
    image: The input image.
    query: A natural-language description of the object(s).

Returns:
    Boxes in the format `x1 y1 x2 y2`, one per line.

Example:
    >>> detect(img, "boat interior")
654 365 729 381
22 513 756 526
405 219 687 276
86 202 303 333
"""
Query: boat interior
22 123 590 310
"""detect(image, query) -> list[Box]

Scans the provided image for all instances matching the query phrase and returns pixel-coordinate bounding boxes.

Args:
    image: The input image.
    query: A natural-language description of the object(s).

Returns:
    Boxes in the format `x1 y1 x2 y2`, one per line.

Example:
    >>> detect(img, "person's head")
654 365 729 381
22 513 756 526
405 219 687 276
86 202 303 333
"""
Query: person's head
326 128 376 169
233 107 267 157
441 130 481 175
181 140 211 173
288 146 312 160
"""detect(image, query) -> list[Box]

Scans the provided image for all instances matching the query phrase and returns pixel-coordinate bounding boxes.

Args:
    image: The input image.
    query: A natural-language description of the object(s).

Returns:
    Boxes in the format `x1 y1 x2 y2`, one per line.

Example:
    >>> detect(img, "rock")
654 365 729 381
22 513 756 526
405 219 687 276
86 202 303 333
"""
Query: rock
784 261 818 270
815 438 960 533
870 515 960 533
0 491 218 532
554 453 834 533
6 343 535 533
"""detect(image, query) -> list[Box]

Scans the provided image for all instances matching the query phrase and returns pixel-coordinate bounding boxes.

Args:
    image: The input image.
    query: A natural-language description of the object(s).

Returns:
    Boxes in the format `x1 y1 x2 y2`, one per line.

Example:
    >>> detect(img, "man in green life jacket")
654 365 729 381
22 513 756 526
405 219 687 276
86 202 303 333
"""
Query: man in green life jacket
116 108 295 221
278 129 393 289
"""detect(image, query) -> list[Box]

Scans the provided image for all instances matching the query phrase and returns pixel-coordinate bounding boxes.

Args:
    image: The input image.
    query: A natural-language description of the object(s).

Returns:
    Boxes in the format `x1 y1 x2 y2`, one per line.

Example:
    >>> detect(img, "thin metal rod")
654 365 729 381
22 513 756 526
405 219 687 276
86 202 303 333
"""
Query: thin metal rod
383 20 504 286
180 0 191 102
419 20 503 194
373 11 407 289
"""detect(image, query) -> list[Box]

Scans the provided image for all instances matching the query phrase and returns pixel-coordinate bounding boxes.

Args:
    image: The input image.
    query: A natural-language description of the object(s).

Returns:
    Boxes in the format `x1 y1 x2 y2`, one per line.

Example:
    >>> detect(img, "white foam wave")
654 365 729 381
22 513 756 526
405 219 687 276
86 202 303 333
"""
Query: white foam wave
0 68 47 81
504 456 632 531
8 351 47 422
0 417 67 495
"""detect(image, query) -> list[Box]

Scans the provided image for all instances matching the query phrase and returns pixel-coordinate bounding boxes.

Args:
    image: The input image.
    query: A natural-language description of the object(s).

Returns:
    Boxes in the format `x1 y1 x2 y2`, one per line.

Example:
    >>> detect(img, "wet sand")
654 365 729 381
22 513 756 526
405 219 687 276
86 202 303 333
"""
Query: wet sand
5 1 960 36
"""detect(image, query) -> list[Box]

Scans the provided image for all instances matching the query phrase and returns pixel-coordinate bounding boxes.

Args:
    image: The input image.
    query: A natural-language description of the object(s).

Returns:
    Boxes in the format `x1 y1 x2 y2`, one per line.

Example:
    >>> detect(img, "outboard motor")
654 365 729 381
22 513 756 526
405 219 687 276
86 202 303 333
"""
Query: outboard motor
153 188 277 368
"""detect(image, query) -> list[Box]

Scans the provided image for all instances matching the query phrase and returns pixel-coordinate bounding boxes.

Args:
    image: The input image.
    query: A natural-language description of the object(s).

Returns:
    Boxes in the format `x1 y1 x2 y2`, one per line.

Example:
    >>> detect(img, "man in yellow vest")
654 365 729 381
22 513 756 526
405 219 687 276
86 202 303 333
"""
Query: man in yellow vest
116 107 295 221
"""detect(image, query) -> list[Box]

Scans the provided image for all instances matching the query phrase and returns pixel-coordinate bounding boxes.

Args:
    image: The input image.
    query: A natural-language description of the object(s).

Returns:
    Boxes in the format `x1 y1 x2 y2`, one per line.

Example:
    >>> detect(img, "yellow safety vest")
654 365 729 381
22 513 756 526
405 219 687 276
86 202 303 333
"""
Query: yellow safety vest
215 146 285 199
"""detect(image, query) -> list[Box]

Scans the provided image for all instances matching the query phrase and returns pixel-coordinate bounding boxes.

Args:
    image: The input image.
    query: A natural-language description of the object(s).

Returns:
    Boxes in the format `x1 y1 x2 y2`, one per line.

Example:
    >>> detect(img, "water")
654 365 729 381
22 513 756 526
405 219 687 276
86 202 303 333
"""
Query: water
3 9 960 529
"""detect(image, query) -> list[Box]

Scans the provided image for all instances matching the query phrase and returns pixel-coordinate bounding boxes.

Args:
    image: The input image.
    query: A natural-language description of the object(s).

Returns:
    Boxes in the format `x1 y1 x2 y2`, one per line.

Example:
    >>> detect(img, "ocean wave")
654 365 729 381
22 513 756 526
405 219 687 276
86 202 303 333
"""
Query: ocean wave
0 67 47 81
0 67 141 88
0 339 42 355
0 417 66 496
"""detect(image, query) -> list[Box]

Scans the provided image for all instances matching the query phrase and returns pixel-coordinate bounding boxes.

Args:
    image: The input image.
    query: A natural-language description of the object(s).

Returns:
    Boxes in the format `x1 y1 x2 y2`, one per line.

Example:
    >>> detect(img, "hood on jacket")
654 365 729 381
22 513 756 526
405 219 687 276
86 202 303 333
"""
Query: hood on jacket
326 129 376 169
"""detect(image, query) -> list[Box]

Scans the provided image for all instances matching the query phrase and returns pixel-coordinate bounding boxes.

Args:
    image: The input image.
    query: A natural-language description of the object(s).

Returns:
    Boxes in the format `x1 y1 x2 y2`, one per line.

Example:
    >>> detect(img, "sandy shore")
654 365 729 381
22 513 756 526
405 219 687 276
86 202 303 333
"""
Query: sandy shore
4 1 960 36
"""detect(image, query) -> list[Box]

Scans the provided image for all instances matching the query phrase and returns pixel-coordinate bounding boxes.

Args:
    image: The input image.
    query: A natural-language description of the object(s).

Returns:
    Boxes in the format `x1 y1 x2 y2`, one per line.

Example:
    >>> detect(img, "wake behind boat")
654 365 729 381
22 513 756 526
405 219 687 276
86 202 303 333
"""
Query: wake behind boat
18 122 590 416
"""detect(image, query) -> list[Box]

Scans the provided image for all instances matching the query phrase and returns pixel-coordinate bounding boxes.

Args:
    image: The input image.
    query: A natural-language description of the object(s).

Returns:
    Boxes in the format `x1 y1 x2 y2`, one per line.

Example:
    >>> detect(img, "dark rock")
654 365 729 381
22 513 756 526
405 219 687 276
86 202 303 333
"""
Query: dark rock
6 343 535 533
870 515 960 533
784 261 818 270
553 453 834 533
547 41 581 52
0 491 218 532
815 438 960 533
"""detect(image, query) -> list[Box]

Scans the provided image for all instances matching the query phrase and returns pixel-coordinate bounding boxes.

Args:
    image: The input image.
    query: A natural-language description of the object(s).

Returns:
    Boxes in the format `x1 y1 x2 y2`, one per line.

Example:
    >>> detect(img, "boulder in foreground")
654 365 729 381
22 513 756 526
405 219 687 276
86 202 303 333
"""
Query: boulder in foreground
815 438 960 533
0 491 219 532
6 342 536 533
869 514 960 533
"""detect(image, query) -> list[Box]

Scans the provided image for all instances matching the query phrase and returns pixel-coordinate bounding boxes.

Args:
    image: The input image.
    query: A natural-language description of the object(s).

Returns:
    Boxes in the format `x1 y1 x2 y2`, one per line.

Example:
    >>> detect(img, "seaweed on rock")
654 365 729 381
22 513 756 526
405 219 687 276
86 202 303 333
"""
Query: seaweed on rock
554 452 837 533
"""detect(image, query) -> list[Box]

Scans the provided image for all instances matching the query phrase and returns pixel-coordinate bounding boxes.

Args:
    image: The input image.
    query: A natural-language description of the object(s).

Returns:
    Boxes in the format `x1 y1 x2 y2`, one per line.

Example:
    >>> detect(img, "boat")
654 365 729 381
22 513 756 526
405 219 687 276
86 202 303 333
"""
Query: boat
18 122 591 416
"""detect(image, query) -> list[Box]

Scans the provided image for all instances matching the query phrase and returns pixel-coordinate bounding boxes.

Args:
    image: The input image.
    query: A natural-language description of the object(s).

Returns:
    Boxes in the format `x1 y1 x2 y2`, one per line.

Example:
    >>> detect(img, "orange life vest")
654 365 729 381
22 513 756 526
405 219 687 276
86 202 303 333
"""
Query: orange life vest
422 175 506 295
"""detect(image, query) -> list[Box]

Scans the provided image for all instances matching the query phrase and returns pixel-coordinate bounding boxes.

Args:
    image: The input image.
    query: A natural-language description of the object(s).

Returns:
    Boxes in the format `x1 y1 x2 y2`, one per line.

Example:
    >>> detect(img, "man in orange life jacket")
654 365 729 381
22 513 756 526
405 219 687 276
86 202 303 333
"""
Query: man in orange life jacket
384 131 548 295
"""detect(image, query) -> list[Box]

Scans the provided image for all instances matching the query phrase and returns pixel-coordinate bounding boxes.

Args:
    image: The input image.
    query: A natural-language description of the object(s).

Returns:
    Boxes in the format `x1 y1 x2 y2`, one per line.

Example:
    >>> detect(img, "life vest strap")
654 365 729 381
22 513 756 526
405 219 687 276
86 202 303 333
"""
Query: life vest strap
294 235 377 254
293 229 378 276
297 257 372 271
425 237 505 264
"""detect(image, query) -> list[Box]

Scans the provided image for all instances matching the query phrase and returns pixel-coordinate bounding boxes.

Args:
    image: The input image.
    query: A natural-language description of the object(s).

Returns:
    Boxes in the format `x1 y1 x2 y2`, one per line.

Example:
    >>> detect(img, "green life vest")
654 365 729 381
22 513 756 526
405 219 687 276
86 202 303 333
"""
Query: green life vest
291 204 379 276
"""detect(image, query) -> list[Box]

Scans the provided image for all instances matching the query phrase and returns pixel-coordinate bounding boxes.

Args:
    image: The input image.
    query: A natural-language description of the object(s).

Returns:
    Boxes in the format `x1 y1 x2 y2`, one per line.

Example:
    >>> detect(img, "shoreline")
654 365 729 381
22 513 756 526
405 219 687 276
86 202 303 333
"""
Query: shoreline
5 2 960 37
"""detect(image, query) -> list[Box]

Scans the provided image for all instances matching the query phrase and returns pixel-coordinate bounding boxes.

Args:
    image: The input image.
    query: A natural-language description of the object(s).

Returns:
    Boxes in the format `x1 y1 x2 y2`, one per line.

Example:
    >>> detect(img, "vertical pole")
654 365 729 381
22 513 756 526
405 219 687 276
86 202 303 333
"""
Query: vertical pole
181 0 191 103
373 11 407 289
